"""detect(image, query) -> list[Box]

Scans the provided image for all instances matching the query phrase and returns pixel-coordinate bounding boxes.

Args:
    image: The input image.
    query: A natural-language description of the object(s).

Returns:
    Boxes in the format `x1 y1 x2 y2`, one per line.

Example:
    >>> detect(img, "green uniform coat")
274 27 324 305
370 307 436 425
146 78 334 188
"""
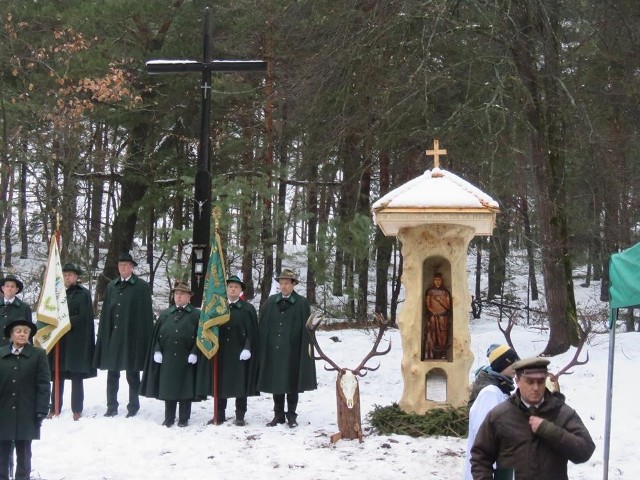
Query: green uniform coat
0 343 51 440
215 299 259 399
140 304 205 401
49 283 96 378
0 298 33 348
93 274 154 372
257 292 317 394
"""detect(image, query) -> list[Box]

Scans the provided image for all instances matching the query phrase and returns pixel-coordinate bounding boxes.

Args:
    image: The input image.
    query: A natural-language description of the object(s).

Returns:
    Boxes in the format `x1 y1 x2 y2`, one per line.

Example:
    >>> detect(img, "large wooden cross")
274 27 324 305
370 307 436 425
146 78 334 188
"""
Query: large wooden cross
426 139 447 169
146 8 266 305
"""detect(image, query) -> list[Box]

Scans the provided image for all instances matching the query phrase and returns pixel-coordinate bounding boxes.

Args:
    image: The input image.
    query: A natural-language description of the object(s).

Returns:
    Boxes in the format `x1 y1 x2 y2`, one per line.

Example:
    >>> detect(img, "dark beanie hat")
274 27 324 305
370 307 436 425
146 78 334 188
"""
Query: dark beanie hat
489 344 520 373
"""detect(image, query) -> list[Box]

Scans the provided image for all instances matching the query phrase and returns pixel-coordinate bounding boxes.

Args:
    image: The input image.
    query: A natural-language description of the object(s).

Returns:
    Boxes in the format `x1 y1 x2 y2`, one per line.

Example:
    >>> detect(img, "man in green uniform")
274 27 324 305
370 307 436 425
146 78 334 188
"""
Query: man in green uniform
257 269 317 428
48 263 96 420
214 275 259 426
140 281 202 427
0 275 33 348
0 319 50 480
93 252 154 418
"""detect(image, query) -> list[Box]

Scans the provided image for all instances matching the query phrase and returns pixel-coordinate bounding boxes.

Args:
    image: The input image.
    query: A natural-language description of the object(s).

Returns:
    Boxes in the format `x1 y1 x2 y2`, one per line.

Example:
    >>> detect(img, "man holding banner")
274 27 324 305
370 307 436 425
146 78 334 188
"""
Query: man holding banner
47 263 95 421
195 209 231 424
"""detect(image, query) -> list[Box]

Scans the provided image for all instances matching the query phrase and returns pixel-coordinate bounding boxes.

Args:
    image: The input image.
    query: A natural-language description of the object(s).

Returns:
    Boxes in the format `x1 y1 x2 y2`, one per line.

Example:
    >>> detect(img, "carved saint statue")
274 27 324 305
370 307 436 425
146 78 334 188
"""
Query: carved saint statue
423 272 452 360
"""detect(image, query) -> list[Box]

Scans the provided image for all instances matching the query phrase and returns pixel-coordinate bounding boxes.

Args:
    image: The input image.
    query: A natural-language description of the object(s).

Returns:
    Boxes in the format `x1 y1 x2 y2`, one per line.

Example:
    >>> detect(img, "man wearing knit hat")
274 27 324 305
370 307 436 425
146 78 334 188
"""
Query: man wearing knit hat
471 357 595 479
464 344 519 480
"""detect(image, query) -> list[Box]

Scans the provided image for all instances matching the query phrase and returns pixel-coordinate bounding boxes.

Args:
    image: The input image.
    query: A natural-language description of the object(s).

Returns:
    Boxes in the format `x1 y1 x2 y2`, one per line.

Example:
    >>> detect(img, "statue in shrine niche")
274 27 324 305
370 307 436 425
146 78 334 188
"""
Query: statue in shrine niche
423 273 451 360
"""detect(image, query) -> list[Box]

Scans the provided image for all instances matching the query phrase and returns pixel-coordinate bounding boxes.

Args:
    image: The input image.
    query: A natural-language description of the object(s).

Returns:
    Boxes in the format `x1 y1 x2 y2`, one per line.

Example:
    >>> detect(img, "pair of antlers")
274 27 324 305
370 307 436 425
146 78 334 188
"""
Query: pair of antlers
306 312 392 377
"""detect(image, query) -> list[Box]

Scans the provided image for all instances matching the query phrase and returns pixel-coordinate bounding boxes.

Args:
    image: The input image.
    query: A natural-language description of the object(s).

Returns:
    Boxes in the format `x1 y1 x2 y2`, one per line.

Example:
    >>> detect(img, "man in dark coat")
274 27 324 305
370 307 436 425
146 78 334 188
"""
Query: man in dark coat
257 269 317 428
214 275 259 426
140 281 203 427
48 263 96 421
471 357 595 480
0 319 50 480
93 252 154 418
0 275 33 348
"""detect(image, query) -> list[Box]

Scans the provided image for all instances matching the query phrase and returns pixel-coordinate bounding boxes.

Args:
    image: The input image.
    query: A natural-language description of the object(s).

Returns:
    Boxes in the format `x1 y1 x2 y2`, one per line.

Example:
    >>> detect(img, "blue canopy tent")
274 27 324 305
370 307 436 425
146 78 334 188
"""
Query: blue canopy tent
604 242 640 480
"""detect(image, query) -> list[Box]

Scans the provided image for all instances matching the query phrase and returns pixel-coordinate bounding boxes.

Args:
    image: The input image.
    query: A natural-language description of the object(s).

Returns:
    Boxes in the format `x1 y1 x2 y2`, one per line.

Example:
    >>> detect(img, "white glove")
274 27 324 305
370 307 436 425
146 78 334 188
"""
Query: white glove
239 349 251 361
153 351 163 364
187 353 198 364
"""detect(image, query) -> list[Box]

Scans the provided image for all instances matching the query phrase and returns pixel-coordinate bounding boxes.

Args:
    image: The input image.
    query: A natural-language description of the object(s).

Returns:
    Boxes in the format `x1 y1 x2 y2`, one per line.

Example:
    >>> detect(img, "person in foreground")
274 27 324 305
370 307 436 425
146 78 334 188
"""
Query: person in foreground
0 319 50 480
463 344 519 480
470 357 595 480
257 269 317 428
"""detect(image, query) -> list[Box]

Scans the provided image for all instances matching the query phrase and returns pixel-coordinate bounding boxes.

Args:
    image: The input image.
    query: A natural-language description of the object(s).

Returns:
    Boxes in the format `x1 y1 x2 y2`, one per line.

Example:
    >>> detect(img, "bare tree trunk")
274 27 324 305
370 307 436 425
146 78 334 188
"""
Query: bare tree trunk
3 166 15 268
19 160 28 258
147 207 155 293
306 162 318 305
374 150 392 317
96 123 152 300
510 1 579 354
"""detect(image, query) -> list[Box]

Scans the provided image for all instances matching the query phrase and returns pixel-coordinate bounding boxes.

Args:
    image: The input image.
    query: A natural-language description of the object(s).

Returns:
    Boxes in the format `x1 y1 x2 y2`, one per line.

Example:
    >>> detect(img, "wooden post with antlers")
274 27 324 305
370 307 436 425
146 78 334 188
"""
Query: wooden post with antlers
306 312 391 443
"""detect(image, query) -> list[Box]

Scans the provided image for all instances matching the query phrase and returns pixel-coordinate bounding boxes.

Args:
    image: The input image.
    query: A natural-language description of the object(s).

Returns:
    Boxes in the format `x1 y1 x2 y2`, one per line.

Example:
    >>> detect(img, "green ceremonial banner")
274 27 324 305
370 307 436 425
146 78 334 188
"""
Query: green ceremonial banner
196 227 230 359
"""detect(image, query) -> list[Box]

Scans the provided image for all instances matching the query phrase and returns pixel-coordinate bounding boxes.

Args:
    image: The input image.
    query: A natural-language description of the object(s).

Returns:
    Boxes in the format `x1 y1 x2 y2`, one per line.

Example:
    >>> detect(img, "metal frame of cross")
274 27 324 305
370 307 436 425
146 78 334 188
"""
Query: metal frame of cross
146 8 266 306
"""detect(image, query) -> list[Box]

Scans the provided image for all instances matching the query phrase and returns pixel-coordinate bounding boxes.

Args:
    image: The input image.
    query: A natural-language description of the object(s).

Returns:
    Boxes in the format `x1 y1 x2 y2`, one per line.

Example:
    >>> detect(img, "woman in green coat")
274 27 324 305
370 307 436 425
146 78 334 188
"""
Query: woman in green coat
140 282 203 427
0 319 50 480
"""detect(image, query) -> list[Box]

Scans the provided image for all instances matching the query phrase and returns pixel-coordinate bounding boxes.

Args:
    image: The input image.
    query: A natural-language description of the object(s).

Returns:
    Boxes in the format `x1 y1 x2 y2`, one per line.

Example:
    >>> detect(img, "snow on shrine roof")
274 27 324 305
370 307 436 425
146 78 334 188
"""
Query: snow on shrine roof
371 167 499 213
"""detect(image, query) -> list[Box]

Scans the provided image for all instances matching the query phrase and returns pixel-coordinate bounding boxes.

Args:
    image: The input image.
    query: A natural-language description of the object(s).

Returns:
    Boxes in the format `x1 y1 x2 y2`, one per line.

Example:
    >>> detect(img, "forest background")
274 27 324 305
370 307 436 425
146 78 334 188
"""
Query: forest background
1 1 639 356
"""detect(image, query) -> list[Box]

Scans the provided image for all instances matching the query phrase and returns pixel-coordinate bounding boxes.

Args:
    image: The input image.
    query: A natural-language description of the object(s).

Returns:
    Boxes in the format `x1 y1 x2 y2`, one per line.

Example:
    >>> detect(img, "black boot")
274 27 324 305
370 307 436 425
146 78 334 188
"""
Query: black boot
234 410 246 426
215 411 226 425
286 411 298 428
266 413 285 427
267 394 286 426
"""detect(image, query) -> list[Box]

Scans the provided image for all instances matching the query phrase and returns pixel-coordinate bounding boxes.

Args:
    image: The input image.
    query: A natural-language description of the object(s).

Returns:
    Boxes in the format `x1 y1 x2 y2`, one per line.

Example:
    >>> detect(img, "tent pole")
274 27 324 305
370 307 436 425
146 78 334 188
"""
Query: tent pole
603 308 617 480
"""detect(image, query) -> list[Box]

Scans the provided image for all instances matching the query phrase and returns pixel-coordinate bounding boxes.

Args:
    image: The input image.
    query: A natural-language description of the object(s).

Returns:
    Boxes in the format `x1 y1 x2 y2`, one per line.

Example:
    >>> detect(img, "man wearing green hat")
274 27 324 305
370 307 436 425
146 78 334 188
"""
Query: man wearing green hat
93 252 154 418
213 275 259 426
140 281 203 428
257 269 317 428
48 263 96 421
0 274 33 348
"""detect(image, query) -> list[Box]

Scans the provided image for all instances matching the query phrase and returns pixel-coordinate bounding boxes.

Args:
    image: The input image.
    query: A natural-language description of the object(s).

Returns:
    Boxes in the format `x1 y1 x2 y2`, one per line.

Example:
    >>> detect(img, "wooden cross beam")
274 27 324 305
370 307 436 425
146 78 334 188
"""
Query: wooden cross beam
426 139 447 169
145 7 266 306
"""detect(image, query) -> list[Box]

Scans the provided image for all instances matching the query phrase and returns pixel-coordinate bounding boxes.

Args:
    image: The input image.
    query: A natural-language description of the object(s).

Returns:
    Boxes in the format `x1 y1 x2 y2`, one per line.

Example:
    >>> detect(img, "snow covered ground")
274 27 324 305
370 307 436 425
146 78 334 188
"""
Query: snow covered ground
32 303 637 480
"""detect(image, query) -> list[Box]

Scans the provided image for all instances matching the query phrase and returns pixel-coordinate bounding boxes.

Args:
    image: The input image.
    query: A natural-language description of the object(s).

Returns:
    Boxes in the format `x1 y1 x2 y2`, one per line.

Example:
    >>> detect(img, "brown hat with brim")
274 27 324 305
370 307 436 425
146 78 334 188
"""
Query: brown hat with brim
275 268 299 284
513 357 550 378
0 274 24 294
4 319 37 339
171 281 193 295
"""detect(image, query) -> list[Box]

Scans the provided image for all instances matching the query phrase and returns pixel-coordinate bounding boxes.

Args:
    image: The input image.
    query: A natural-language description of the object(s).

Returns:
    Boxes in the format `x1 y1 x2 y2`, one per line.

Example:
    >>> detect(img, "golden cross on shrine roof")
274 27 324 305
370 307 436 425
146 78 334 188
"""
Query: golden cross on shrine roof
426 139 447 168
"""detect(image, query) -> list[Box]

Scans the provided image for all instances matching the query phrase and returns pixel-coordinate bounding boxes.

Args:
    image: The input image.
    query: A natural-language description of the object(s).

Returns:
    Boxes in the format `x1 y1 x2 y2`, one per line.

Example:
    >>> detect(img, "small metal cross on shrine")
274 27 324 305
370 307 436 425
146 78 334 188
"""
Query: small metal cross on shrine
145 7 266 306
426 139 447 169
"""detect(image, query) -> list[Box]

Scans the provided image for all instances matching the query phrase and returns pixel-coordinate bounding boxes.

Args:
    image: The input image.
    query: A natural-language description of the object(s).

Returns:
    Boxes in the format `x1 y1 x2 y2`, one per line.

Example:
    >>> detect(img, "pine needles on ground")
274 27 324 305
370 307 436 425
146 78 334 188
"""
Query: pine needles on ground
367 403 468 438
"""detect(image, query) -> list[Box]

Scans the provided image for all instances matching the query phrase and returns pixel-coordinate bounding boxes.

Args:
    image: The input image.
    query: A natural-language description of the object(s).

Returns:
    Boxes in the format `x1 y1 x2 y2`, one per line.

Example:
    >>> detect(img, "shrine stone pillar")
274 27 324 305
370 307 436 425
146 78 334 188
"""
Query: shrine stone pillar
372 152 498 413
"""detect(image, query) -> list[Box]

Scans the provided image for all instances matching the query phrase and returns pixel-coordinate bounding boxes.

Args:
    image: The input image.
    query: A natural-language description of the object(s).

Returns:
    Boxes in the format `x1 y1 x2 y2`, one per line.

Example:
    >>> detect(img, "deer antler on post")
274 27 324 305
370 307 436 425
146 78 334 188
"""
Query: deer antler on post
546 333 590 393
306 312 391 443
